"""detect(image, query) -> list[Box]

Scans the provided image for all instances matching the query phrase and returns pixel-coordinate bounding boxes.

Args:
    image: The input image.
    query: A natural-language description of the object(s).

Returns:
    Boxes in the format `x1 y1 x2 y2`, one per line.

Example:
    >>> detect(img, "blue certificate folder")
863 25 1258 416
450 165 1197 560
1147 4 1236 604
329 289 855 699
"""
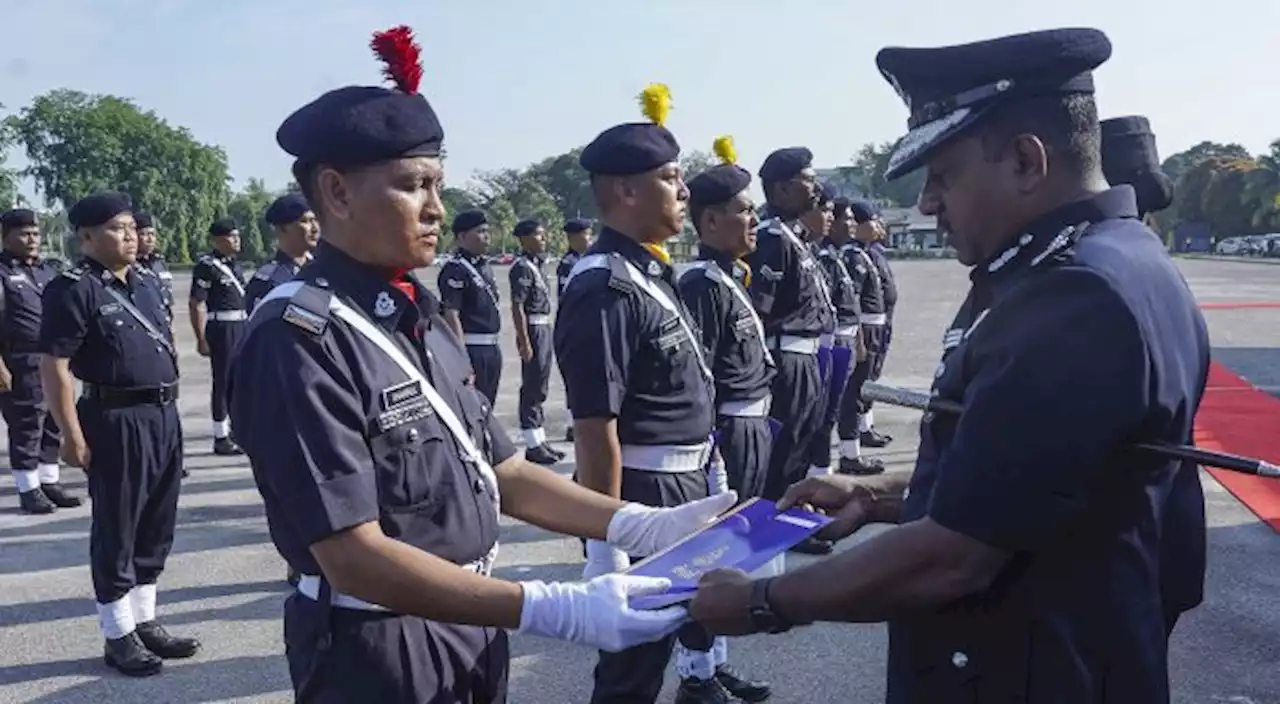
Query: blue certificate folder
625 498 833 610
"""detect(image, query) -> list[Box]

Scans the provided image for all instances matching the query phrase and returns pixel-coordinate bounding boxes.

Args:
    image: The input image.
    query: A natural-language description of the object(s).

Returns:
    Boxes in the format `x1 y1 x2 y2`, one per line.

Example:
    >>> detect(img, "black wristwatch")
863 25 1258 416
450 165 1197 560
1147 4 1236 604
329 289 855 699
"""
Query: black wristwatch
748 577 793 634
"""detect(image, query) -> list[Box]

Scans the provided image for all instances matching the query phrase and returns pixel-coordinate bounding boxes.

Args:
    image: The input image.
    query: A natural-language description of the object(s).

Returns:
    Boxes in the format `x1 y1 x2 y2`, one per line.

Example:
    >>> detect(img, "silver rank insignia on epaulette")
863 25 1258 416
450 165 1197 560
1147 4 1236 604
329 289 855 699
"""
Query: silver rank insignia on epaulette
646 261 661 277
759 265 783 282
62 267 85 281
283 303 327 335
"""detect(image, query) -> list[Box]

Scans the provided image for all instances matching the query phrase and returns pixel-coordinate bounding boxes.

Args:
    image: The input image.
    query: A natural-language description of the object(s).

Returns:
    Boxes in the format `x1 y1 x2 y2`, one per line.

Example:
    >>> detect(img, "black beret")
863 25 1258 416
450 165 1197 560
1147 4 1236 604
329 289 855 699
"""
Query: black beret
580 123 680 176
133 211 154 230
876 28 1112 180
68 192 133 229
451 209 487 234
818 181 838 204
277 27 442 168
832 196 852 212
513 219 542 237
1101 116 1173 215
1 208 38 231
564 217 593 234
758 147 814 183
209 218 239 236
264 193 312 226
850 199 880 224
687 165 752 208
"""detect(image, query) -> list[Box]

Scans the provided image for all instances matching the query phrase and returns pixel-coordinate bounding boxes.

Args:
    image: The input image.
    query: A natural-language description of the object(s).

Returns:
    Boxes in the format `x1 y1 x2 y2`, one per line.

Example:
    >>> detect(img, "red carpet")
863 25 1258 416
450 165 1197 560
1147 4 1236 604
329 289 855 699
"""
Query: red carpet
1198 301 1280 310
1194 361 1280 532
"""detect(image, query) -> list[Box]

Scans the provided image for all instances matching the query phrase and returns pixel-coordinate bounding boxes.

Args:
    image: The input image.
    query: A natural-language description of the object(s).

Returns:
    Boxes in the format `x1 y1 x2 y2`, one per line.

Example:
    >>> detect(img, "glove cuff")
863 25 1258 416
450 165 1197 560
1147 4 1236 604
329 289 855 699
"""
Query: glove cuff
605 502 654 553
516 580 552 633
586 538 629 564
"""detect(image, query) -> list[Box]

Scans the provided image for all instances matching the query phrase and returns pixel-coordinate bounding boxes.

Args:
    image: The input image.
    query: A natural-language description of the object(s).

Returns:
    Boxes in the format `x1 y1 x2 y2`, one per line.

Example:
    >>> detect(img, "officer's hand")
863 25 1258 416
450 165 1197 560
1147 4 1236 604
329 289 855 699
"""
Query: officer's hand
60 437 91 469
517 340 533 362
778 475 873 541
856 338 868 362
197 339 211 357
689 568 758 636
517 574 688 652
582 539 630 579
0 367 11 392
606 492 739 557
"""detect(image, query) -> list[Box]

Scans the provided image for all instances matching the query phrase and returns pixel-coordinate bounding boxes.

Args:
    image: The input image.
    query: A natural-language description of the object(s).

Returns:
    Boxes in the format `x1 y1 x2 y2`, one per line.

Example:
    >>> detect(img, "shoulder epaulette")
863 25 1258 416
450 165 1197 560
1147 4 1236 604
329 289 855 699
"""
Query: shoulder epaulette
254 262 279 281
61 266 86 281
280 282 333 336
47 258 65 272
756 218 784 236
604 253 638 295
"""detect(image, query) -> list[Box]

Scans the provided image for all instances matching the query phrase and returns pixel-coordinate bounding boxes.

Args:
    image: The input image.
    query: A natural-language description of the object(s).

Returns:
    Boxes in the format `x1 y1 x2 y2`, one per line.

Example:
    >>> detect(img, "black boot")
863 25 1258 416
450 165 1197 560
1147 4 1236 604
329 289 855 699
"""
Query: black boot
859 429 893 448
18 487 56 515
546 444 566 461
788 536 833 555
213 437 244 456
715 664 773 702
104 632 163 677
564 426 574 442
675 675 734 704
135 621 201 659
525 444 559 466
837 456 885 476
41 482 83 508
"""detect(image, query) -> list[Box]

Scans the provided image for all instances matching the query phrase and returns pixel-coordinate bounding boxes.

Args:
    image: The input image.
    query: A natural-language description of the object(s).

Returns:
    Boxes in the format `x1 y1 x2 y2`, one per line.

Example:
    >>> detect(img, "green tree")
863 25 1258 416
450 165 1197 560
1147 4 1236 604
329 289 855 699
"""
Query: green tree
4 89 231 263
226 178 277 262
834 141 926 208
0 104 19 208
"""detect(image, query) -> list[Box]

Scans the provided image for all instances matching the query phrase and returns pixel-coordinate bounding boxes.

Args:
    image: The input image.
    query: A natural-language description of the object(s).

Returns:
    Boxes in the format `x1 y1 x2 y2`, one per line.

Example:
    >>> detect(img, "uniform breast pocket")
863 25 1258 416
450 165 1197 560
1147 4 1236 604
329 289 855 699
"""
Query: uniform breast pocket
646 323 692 392
368 408 456 514
94 308 132 341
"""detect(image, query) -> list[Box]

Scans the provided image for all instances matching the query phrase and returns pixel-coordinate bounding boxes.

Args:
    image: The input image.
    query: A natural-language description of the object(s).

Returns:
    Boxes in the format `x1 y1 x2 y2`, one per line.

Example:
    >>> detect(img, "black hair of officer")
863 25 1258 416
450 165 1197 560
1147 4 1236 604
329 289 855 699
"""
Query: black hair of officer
758 147 820 220
1101 116 1174 217
798 181 837 240
563 217 593 253
687 136 758 258
876 28 1113 267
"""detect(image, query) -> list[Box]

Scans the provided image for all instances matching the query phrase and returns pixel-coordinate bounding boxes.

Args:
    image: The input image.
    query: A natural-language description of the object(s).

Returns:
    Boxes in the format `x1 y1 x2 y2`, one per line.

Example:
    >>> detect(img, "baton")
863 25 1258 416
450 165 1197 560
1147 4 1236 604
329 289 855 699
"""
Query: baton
861 382 1280 479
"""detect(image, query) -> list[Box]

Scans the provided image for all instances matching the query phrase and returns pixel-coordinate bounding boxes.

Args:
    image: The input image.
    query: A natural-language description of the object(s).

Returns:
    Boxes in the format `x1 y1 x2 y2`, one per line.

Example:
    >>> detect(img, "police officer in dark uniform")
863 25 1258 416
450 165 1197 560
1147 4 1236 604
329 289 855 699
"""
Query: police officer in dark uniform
745 146 836 556
866 206 898 445
133 212 173 322
676 137 777 703
510 218 562 465
227 30 727 702
556 217 593 443
244 193 319 312
40 192 199 676
437 209 503 406
1101 115 1198 637
555 84 741 704
836 199 895 471
690 28 1211 704
189 218 247 456
0 208 78 514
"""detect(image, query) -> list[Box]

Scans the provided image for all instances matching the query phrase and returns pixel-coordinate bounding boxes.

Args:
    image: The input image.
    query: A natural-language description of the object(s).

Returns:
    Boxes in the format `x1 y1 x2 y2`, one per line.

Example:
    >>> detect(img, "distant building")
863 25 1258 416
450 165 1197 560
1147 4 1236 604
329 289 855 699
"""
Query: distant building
880 207 941 249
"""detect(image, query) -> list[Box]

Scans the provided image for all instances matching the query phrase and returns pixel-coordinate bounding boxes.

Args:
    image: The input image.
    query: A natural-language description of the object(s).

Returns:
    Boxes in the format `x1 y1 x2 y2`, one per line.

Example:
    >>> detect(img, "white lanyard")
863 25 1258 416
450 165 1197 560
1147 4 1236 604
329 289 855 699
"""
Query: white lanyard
454 257 498 303
517 256 548 291
843 244 882 290
207 257 246 297
775 220 835 316
685 260 774 367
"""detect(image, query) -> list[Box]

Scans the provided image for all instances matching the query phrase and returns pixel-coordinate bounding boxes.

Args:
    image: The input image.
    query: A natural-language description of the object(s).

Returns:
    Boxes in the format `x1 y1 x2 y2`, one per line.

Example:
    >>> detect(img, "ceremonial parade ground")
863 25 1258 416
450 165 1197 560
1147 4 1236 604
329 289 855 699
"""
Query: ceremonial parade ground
1 257 1277 704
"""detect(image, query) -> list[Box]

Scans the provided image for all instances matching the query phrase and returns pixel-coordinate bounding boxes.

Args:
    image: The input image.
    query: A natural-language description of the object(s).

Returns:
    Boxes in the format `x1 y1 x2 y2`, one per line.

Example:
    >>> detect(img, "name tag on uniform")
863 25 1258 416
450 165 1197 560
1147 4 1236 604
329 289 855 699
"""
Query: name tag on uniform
381 379 426 410
732 313 756 334
656 317 686 352
376 380 434 433
97 302 124 316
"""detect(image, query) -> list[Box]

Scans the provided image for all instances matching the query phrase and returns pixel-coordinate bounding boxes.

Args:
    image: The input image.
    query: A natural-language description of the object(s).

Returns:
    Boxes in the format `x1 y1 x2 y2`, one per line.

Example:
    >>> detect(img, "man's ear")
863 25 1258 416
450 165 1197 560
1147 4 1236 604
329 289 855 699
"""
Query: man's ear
1009 133 1051 193
316 167 355 222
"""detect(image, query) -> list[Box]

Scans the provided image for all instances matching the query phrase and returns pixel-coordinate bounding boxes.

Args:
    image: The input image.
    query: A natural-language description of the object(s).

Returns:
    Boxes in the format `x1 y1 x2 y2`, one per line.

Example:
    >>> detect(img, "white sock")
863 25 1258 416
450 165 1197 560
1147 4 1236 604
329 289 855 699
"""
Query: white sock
130 583 157 623
37 463 60 484
213 419 230 439
865 410 875 428
675 642 717 680
533 427 547 445
97 594 137 640
522 429 539 447
807 464 831 478
12 469 40 493
840 438 861 460
857 414 872 433
712 637 728 666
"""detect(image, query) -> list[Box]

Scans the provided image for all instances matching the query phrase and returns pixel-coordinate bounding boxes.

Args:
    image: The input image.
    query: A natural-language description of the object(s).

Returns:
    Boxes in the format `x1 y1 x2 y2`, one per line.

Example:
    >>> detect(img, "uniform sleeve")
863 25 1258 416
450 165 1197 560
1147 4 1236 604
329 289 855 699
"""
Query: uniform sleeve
243 279 266 313
190 261 213 302
509 264 533 305
38 278 89 358
486 412 518 465
926 269 1150 553
230 320 381 546
744 231 788 316
554 280 637 419
436 264 468 311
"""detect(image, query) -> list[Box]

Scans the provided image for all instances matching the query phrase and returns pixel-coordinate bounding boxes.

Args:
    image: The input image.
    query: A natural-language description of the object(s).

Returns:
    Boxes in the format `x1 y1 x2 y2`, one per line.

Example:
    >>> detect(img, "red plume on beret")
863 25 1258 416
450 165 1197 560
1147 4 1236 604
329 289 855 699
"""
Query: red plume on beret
370 25 423 94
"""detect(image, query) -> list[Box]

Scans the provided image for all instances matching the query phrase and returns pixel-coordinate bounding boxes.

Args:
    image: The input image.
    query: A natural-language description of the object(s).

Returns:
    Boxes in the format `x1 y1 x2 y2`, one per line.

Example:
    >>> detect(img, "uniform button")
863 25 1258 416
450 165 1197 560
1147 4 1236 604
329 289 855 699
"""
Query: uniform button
951 651 969 669
922 412 934 423
473 477 485 493
407 429 419 442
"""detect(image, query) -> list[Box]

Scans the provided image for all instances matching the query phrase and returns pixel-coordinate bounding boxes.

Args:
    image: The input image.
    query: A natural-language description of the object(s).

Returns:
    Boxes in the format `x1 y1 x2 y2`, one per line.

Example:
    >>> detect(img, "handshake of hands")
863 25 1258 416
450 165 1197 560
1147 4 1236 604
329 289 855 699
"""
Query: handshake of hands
516 474 881 651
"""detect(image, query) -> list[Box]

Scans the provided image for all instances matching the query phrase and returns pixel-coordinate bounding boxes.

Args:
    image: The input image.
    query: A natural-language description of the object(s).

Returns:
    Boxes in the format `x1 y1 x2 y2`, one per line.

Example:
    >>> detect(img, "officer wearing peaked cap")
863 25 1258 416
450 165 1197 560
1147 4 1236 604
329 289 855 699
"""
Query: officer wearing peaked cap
244 193 319 313
690 28 1210 704
228 30 732 703
437 209 504 406
190 216 248 456
510 217 564 466
556 217 593 442
40 192 198 676
132 212 174 322
555 84 739 704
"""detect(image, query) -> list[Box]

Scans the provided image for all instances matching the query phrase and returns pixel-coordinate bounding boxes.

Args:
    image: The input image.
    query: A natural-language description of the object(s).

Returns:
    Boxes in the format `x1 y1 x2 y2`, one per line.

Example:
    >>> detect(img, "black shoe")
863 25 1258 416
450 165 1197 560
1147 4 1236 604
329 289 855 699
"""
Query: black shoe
675 675 734 704
859 430 893 448
19 487 56 515
788 536 833 555
41 482 83 508
135 621 201 659
547 445 566 461
715 665 772 702
837 456 885 476
213 437 244 456
104 632 163 677
286 567 300 587
525 444 560 466
564 427 574 442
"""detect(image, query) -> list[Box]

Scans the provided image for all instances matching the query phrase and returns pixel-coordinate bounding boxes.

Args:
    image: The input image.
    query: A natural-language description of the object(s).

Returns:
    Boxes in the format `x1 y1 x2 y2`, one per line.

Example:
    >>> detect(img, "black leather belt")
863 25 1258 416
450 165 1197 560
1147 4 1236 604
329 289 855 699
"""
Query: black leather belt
82 382 179 407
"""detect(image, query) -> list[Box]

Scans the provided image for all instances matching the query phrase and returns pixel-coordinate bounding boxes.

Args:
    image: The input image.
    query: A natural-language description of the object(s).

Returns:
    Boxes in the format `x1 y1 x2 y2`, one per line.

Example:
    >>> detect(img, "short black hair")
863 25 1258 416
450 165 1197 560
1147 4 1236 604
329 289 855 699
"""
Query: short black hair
977 93 1101 177
689 201 716 236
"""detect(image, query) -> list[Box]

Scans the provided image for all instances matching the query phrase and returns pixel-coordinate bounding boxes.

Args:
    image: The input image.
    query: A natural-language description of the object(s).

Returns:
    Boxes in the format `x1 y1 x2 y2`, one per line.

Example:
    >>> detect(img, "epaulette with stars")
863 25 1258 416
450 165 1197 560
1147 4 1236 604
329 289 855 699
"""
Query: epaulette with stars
61 265 87 281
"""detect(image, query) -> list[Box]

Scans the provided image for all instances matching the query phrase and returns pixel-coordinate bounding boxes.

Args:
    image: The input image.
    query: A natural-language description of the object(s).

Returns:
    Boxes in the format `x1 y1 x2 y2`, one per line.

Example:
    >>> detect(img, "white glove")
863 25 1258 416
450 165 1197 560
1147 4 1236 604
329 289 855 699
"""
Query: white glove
607 491 738 558
706 456 730 496
517 574 688 652
583 539 630 579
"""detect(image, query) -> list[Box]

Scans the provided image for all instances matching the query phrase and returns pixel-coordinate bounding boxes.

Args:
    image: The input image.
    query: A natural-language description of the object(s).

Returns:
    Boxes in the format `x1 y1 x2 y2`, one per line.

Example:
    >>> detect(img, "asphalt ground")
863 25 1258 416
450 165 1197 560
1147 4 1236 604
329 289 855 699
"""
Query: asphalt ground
0 257 1277 703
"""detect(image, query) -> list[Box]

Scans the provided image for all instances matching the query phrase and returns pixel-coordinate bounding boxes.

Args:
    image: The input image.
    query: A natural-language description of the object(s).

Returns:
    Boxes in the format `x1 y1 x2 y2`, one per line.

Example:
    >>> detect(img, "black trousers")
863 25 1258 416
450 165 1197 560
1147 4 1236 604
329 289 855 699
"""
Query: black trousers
838 325 887 439
206 319 245 422
716 414 773 499
592 468 715 704
518 323 551 431
285 592 510 704
763 351 824 501
83 399 184 604
805 338 855 469
466 344 502 408
0 352 60 470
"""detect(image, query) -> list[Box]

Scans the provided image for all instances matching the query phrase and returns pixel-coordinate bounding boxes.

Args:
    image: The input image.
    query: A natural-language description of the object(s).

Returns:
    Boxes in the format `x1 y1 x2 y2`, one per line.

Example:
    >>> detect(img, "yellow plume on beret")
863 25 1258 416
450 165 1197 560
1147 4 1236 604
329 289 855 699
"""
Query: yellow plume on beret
637 83 672 127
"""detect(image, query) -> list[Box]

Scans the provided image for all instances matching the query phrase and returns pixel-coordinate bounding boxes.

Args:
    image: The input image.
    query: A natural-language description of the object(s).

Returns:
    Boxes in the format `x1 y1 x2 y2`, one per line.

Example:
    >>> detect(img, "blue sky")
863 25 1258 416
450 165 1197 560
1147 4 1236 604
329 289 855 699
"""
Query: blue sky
2 0 1275 203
